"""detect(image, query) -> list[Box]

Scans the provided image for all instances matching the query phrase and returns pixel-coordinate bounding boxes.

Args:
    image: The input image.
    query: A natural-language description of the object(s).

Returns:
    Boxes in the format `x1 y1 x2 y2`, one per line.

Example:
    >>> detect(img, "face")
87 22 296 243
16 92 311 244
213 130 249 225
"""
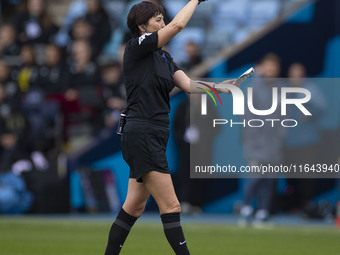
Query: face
262 59 280 79
0 61 9 81
103 66 121 85
73 20 93 39
28 0 45 16
288 63 306 87
142 14 165 34
288 63 306 79
73 41 92 63
185 42 199 59
45 45 60 66
20 46 35 65
0 25 16 46
87 0 100 13
0 133 17 149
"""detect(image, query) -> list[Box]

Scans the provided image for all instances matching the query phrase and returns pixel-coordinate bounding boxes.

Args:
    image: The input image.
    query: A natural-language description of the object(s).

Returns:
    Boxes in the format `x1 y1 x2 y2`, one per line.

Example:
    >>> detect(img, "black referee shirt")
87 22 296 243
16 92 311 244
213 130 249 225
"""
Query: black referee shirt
123 32 181 125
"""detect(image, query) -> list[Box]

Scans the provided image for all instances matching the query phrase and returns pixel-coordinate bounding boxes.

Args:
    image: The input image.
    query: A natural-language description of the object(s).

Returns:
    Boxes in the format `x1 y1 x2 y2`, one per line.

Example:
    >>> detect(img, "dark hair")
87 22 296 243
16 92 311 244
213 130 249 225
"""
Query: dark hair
261 53 281 65
101 61 120 73
127 1 164 38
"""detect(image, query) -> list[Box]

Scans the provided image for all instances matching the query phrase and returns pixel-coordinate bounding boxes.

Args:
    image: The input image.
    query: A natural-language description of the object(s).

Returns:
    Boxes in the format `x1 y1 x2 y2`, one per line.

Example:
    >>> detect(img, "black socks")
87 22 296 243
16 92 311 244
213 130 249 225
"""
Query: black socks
104 210 190 255
161 212 190 255
104 208 137 255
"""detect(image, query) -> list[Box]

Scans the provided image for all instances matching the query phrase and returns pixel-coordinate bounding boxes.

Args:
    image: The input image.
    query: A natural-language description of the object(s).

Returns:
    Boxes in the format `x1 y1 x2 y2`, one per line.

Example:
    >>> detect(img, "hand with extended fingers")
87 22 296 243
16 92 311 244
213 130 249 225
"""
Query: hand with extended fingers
214 79 239 94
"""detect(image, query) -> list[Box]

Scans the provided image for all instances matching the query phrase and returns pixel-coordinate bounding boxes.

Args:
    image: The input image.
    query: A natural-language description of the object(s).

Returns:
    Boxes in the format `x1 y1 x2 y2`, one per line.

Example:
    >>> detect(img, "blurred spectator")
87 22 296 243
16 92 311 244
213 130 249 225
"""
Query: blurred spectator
284 62 327 215
0 82 20 126
36 44 69 94
21 88 56 171
0 106 30 172
14 44 60 171
0 63 22 167
0 60 20 103
240 53 285 224
66 17 97 58
180 41 202 72
84 0 111 54
64 40 102 134
54 0 87 47
101 61 125 128
57 0 111 57
0 83 14 122
67 40 100 92
17 44 39 92
13 0 59 45
286 63 326 147
70 17 93 43
0 24 20 57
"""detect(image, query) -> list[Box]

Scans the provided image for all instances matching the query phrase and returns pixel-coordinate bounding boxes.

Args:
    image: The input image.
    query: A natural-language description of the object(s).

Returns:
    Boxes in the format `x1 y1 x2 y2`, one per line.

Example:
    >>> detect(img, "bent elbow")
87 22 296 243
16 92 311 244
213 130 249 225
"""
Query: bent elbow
172 22 185 32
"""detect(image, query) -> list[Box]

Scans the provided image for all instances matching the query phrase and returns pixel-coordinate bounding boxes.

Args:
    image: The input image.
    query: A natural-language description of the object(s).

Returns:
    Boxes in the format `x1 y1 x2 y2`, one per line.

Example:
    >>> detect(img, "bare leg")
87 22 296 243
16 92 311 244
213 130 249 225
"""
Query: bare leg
143 171 190 255
143 171 180 214
123 178 150 217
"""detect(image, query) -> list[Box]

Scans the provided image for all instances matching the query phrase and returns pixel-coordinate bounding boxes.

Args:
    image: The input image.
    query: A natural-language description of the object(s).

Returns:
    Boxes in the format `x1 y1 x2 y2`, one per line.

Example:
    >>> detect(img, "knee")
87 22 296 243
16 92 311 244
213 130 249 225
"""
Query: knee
163 199 181 214
123 203 145 218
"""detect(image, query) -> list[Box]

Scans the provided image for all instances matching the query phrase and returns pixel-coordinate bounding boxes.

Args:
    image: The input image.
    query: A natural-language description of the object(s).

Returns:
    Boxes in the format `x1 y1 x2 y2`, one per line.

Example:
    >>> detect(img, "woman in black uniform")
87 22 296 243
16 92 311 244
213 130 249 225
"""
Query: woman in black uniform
104 1 236 254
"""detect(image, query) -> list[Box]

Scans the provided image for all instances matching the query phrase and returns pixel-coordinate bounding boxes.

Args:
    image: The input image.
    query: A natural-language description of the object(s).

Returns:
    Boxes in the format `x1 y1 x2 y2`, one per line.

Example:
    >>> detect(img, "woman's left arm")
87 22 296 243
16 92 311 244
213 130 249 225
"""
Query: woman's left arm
173 70 237 94
173 70 191 93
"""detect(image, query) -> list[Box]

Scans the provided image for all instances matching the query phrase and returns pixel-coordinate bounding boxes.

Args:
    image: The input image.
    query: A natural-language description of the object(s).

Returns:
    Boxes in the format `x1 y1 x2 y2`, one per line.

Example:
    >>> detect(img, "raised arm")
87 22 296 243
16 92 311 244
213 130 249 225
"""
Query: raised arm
157 0 199 48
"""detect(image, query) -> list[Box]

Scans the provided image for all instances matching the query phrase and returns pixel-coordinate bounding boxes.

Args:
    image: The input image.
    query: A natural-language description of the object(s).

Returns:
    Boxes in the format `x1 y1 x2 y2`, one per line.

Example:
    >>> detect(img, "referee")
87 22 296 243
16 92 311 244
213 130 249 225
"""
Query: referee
104 1 235 254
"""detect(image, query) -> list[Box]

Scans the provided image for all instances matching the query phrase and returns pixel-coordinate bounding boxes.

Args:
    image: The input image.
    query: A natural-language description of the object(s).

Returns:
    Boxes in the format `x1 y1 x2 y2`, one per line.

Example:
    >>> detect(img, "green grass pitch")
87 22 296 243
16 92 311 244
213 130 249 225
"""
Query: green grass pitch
0 217 340 255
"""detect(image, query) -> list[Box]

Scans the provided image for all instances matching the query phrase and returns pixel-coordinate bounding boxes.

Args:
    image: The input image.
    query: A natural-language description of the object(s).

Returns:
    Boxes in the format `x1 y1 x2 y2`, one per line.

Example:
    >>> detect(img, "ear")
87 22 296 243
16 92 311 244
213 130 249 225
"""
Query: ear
138 24 147 33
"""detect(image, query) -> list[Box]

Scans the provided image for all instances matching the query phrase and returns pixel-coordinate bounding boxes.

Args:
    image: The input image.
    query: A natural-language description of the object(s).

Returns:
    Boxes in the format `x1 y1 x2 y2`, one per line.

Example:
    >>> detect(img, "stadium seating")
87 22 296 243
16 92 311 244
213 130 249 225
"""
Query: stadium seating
163 0 287 61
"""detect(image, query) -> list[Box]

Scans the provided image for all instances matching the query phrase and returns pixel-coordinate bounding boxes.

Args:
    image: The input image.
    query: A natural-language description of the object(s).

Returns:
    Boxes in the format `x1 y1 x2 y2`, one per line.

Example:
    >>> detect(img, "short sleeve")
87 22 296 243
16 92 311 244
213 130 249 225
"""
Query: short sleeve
173 61 181 73
163 50 181 74
125 32 158 61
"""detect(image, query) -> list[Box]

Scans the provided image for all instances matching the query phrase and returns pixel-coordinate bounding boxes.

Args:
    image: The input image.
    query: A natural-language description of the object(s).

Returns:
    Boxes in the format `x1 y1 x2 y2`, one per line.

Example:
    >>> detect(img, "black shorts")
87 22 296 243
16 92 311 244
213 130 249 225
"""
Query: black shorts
121 119 170 182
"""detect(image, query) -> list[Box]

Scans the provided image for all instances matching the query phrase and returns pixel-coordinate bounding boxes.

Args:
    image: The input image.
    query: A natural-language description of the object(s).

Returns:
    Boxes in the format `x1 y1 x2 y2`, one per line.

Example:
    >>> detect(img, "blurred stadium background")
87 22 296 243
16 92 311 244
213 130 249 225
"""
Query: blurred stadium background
0 0 340 254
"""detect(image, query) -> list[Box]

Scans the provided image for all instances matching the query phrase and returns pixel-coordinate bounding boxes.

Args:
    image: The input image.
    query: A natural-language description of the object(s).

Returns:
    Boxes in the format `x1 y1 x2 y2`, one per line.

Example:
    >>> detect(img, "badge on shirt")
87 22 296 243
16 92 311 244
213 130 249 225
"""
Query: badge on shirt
138 33 152 45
